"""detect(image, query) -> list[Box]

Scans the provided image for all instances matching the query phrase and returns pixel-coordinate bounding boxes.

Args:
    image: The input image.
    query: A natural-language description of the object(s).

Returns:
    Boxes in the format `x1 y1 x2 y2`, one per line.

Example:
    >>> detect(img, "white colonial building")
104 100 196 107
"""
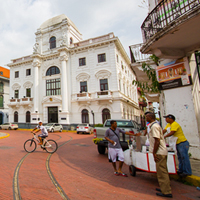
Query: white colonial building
7 14 139 127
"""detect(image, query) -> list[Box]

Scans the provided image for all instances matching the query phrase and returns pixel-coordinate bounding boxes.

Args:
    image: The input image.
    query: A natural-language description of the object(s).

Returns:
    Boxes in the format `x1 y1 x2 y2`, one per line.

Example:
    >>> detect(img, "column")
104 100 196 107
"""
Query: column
32 59 41 113
60 52 69 112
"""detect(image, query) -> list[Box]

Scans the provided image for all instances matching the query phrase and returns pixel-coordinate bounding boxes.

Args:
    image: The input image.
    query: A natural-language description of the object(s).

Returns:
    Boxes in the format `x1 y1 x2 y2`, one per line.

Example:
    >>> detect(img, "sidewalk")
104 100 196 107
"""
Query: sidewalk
0 132 9 139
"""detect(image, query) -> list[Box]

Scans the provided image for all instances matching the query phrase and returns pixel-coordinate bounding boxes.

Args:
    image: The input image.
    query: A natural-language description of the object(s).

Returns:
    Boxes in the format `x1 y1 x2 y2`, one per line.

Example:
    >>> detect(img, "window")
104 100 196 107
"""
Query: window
121 61 124 70
26 111 31 123
0 82 3 93
98 53 106 63
46 78 61 96
70 37 73 44
15 90 19 99
100 79 108 91
195 51 200 81
80 81 87 92
26 69 31 76
14 111 18 123
116 54 119 62
79 57 86 66
49 36 56 49
46 66 60 76
82 109 89 123
26 88 31 97
15 71 19 78
102 109 111 124
0 95 3 107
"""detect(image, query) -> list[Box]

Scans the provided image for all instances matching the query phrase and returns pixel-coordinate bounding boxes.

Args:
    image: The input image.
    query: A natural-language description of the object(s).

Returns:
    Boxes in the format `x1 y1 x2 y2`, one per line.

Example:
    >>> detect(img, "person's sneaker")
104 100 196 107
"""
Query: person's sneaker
156 193 172 198
179 173 191 178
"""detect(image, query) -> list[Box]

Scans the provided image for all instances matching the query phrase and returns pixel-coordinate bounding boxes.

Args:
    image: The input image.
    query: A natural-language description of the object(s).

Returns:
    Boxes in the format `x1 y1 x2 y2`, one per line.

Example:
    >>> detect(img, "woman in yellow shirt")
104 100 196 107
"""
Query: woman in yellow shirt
163 114 192 177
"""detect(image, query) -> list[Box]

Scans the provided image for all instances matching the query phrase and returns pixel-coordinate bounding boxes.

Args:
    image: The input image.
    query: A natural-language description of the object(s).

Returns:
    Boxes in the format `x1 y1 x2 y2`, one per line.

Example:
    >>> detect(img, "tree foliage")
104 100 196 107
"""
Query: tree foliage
133 55 160 94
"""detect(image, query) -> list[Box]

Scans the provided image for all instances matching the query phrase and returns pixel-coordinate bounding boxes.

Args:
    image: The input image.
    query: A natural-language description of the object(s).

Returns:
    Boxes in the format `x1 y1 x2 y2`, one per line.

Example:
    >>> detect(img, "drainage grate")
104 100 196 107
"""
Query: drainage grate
0 146 14 149
71 143 90 147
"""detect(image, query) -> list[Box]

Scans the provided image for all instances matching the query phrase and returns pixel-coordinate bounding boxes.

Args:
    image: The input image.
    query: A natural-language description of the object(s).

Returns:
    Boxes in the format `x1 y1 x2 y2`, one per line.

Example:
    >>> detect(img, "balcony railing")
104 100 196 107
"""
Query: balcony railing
141 0 200 43
130 43 151 63
77 93 91 98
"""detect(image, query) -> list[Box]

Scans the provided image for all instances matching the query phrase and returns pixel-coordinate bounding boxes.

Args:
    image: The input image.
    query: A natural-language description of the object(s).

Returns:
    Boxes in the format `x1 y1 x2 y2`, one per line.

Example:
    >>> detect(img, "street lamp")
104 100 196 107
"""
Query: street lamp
91 110 95 127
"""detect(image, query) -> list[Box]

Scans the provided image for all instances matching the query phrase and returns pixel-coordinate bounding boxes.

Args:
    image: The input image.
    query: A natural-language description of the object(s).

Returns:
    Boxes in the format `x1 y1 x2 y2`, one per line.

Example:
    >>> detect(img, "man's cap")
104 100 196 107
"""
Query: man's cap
145 111 152 115
38 120 42 123
163 114 175 120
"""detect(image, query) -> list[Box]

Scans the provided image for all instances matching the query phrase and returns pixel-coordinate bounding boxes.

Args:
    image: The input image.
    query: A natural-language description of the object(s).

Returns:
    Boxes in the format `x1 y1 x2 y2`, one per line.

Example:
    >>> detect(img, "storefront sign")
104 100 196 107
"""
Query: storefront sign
156 57 192 90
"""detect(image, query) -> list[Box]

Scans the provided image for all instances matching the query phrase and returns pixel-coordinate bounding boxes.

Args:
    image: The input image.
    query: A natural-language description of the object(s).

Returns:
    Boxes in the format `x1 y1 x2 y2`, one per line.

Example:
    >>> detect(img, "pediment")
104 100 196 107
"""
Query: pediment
12 83 21 90
76 73 90 81
95 69 111 79
42 96 62 104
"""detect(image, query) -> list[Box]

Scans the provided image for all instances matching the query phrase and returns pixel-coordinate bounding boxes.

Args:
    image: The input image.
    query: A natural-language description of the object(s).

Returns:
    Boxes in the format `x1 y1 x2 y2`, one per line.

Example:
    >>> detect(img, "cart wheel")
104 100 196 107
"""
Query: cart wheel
129 165 136 176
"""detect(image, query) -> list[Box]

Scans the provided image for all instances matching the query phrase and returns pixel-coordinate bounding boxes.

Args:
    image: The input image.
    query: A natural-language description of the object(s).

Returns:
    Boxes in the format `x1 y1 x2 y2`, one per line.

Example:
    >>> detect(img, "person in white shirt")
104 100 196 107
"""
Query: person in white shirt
32 121 48 145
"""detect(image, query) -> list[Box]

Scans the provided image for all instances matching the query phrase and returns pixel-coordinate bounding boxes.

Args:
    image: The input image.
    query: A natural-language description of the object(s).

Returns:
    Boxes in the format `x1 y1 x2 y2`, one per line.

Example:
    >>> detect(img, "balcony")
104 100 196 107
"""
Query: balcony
20 97 33 106
141 0 200 58
95 90 113 103
72 92 91 103
8 98 20 107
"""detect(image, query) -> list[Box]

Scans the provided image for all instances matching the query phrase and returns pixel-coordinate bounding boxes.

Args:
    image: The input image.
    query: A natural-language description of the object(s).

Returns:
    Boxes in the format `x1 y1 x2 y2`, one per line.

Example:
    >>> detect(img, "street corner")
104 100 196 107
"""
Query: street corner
0 132 10 139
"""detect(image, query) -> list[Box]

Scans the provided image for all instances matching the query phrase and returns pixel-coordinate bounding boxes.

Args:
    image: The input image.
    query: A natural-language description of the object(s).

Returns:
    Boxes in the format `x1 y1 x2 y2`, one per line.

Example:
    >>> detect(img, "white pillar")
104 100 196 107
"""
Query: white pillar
60 52 69 112
32 60 40 112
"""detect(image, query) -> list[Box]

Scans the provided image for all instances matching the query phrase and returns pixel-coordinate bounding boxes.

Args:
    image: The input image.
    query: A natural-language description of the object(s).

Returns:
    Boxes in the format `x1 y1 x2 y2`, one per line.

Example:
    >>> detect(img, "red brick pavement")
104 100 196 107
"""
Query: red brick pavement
0 130 199 200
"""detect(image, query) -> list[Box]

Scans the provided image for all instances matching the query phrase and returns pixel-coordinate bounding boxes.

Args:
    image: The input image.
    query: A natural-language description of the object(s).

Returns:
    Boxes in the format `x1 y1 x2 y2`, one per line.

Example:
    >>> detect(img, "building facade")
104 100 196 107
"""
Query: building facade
0 67 10 124
7 14 140 128
140 0 200 159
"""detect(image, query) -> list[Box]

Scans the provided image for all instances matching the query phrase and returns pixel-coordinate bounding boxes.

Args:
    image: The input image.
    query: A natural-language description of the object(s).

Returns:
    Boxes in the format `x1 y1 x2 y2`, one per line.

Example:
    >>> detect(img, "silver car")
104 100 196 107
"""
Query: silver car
76 124 93 134
44 123 63 132
0 123 18 130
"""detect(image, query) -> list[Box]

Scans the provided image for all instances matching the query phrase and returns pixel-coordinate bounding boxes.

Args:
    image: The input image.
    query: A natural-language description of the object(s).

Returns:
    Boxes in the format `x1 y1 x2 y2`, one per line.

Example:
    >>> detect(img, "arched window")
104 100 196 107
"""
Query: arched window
46 66 60 76
49 36 56 49
0 95 3 107
82 109 89 123
14 111 18 123
26 111 31 123
102 108 111 124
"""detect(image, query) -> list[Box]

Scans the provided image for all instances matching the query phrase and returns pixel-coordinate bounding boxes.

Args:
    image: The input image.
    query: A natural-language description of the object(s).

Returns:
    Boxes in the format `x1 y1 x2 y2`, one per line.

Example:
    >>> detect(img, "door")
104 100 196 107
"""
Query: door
48 107 58 123
0 113 3 124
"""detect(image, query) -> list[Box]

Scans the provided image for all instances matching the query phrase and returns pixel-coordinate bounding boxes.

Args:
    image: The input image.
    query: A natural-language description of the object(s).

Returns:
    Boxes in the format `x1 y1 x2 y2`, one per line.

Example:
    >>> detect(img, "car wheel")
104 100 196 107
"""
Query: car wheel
51 129 54 132
59 128 62 132
77 132 79 134
0 127 2 130
8 127 11 130
14 128 18 130
97 144 106 154
129 165 136 176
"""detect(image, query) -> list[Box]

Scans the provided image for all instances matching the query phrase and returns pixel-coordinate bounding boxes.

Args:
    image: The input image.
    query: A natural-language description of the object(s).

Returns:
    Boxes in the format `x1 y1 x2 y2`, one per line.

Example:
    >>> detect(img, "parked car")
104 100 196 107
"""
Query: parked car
44 123 63 132
76 124 94 134
0 123 18 130
93 119 145 154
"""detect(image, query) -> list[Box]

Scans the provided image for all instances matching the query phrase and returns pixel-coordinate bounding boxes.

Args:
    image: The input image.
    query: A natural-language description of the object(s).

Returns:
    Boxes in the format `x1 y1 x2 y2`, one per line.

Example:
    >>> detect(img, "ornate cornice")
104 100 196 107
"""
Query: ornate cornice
59 54 68 61
32 60 41 68
23 81 33 88
76 73 90 81
95 69 111 79
12 83 21 90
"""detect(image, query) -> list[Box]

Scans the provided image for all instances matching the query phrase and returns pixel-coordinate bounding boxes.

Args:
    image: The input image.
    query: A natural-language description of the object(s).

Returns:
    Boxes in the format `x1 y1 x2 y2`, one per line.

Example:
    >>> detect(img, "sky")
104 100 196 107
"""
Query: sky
0 0 148 68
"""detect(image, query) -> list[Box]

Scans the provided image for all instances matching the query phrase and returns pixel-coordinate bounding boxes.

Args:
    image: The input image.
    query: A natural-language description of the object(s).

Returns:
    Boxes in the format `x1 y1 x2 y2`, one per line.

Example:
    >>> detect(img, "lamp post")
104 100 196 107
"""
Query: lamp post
91 110 95 127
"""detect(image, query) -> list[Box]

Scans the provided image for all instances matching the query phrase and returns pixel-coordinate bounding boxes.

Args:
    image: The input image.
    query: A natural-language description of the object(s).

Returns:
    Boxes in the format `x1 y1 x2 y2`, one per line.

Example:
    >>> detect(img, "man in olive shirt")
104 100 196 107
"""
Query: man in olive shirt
163 114 192 177
146 112 172 198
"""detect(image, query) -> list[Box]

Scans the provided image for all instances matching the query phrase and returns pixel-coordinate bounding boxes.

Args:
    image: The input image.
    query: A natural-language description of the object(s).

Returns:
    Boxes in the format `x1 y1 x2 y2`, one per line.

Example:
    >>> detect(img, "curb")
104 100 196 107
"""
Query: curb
170 174 200 187
0 133 10 139
17 129 77 133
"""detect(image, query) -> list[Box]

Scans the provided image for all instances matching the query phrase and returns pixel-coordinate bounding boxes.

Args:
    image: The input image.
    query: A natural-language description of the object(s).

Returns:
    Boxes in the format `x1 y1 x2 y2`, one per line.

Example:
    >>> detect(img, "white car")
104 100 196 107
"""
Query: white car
76 124 93 134
44 123 63 132
0 123 18 130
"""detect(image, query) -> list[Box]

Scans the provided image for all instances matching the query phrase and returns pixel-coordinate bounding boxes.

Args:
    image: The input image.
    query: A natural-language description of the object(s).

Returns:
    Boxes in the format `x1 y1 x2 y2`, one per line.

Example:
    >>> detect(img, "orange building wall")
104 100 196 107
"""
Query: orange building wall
0 66 10 78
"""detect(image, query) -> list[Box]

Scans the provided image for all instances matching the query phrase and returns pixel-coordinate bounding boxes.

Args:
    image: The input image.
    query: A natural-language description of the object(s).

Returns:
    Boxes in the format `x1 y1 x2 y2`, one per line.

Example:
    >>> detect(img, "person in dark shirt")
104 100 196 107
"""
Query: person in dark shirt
105 120 140 177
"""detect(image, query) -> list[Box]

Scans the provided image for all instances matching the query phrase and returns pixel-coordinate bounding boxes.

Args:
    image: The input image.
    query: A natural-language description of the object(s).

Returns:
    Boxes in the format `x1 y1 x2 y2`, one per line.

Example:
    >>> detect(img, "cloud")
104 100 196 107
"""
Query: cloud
0 0 148 67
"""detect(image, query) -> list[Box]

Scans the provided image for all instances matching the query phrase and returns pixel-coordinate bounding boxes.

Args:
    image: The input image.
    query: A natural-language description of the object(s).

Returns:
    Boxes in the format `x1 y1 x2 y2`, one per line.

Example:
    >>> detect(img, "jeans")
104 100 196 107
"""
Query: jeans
176 140 192 175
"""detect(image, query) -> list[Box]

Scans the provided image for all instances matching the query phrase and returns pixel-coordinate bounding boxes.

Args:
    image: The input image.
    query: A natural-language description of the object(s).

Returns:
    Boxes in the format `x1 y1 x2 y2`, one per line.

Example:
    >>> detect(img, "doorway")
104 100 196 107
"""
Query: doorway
48 107 58 123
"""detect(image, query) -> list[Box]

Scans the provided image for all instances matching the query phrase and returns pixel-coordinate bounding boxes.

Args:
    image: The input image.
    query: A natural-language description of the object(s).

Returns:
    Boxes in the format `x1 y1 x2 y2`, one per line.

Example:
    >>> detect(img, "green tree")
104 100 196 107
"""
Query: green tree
133 55 160 94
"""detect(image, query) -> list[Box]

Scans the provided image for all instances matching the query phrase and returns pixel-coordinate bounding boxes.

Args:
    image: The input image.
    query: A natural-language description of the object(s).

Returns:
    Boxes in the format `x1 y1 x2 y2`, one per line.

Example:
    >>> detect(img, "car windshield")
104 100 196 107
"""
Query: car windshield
45 123 54 126
78 124 88 126
104 120 135 128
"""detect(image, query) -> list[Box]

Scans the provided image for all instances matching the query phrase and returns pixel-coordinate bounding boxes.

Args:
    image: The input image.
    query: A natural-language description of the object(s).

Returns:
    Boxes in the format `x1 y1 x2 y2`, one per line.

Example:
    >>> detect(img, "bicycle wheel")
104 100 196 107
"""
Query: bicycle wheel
24 139 37 153
44 139 58 153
